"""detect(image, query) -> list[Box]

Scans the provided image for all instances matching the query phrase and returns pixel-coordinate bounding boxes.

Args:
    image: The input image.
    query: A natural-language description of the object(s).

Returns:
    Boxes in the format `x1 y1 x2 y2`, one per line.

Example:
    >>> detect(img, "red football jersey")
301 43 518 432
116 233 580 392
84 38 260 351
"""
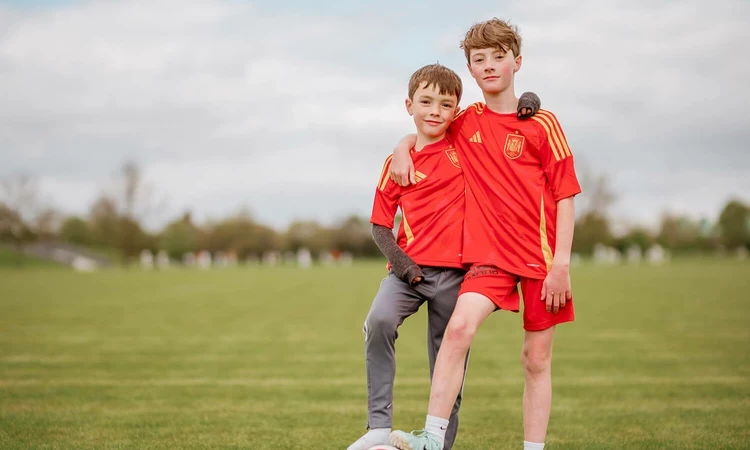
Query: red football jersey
448 104 581 278
371 138 465 269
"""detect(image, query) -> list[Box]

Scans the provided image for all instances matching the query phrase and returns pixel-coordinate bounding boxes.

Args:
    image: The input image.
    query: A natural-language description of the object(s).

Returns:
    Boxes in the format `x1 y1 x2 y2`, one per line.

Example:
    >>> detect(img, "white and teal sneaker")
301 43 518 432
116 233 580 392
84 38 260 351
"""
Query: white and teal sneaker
390 429 443 450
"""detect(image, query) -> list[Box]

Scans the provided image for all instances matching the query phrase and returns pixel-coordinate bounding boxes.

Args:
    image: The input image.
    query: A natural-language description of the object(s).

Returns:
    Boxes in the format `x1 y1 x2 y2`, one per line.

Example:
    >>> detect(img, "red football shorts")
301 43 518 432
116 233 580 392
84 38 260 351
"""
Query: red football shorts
458 264 575 331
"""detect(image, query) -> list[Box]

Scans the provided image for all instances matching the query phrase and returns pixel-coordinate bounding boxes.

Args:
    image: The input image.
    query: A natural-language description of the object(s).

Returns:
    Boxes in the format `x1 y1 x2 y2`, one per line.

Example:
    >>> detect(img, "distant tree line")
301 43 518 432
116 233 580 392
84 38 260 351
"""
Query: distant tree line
53 209 381 264
571 166 750 256
1 163 749 266
572 209 748 256
0 163 381 265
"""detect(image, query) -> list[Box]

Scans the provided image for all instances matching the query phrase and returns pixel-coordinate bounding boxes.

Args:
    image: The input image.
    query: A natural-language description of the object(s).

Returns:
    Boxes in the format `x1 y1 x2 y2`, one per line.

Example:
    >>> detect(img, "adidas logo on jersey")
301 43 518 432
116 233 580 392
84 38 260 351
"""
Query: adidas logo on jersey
469 131 482 143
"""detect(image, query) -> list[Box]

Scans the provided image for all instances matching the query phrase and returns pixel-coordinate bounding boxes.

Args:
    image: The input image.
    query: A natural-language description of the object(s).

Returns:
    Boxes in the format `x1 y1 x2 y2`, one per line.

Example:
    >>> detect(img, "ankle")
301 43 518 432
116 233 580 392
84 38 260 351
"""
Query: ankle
424 415 448 445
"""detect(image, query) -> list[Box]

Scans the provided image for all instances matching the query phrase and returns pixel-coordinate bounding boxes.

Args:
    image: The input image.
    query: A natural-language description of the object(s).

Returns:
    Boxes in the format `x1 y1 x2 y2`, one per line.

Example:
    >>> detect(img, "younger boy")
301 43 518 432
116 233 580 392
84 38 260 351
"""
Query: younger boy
348 63 537 450
388 19 581 450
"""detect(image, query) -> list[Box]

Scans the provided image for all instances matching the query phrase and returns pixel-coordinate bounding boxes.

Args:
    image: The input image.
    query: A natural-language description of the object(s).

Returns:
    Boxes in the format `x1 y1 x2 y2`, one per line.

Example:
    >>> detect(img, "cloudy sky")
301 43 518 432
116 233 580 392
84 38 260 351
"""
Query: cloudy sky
1 0 748 231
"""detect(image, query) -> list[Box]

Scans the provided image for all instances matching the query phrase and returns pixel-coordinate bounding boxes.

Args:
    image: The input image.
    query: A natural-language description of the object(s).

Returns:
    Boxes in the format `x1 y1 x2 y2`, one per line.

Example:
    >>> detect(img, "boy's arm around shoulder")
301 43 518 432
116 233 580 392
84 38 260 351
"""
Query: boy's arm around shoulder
387 92 539 187
372 224 424 286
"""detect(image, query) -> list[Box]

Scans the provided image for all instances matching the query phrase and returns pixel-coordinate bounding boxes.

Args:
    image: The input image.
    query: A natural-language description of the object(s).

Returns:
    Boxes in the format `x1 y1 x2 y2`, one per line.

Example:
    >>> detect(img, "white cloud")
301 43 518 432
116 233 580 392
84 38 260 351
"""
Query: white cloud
0 0 411 227
1 0 748 231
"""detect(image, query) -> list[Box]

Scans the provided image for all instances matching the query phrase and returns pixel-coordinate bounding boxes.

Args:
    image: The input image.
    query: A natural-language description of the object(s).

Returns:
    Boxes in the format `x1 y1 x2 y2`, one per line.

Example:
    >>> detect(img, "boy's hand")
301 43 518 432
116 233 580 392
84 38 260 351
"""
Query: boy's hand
389 151 415 186
517 91 541 119
389 135 417 186
400 264 424 287
541 263 571 314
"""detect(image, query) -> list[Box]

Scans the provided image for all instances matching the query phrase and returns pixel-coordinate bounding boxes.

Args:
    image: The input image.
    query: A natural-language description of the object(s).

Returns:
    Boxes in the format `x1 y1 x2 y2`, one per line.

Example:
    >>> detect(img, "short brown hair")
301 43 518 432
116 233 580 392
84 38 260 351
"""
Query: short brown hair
461 18 522 62
407 64 463 104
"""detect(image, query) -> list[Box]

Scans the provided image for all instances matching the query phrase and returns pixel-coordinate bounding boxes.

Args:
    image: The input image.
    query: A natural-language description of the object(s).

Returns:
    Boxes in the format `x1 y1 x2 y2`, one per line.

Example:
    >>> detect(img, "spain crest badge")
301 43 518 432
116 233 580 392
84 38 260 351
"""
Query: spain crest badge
503 133 525 159
445 148 461 168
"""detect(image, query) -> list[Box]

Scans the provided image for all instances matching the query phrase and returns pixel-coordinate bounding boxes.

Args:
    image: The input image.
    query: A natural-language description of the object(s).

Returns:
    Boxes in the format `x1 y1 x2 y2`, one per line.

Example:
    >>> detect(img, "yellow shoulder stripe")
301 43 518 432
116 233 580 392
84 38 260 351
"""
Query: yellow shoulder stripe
531 110 572 161
378 155 394 191
453 102 485 120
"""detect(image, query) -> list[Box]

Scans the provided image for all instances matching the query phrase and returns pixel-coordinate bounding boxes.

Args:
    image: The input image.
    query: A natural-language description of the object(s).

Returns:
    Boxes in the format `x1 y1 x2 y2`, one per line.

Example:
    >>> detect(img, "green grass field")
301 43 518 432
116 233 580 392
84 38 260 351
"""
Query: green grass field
1 260 749 449
0 247 62 270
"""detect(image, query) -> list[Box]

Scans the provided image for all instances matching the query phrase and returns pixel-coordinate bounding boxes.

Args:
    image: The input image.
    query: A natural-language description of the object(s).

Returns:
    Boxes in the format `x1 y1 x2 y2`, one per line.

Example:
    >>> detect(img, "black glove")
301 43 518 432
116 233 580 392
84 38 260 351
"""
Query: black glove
517 91 541 119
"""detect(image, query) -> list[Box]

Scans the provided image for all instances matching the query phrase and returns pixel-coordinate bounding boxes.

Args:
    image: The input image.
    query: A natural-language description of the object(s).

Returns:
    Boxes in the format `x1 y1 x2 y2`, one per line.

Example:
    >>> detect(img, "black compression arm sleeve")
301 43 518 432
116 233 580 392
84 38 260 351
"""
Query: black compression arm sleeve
371 224 424 285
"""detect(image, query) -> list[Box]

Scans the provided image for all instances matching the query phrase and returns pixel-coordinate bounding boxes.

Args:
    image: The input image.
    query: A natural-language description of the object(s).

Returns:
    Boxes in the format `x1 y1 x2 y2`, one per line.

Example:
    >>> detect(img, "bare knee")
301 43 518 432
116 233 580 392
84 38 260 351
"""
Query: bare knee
521 346 552 377
444 314 476 350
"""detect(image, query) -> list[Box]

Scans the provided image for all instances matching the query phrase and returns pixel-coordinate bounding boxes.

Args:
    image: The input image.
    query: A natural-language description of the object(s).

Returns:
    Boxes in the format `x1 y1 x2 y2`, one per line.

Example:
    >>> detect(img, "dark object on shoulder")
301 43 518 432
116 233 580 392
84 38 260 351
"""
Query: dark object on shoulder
517 92 541 119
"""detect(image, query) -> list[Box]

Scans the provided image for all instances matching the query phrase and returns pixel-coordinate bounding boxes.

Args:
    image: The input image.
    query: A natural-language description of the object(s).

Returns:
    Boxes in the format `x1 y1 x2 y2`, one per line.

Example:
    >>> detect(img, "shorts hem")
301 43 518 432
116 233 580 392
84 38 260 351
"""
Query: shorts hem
457 289 520 312
523 316 574 332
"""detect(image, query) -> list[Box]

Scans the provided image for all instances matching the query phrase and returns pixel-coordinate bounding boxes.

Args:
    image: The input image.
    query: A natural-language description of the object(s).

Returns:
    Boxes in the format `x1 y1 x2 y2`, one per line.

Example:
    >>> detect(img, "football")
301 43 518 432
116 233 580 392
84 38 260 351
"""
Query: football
368 446 400 450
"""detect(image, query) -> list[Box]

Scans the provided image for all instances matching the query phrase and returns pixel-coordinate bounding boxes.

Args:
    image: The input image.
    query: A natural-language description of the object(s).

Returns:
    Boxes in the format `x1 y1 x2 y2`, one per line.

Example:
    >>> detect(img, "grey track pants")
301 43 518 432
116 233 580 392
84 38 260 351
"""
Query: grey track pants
362 267 468 450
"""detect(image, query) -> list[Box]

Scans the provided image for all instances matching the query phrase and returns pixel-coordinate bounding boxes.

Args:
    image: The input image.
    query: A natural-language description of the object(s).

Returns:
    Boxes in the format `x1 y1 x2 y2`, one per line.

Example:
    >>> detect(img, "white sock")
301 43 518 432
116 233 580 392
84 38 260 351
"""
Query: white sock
523 441 544 450
424 415 448 446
